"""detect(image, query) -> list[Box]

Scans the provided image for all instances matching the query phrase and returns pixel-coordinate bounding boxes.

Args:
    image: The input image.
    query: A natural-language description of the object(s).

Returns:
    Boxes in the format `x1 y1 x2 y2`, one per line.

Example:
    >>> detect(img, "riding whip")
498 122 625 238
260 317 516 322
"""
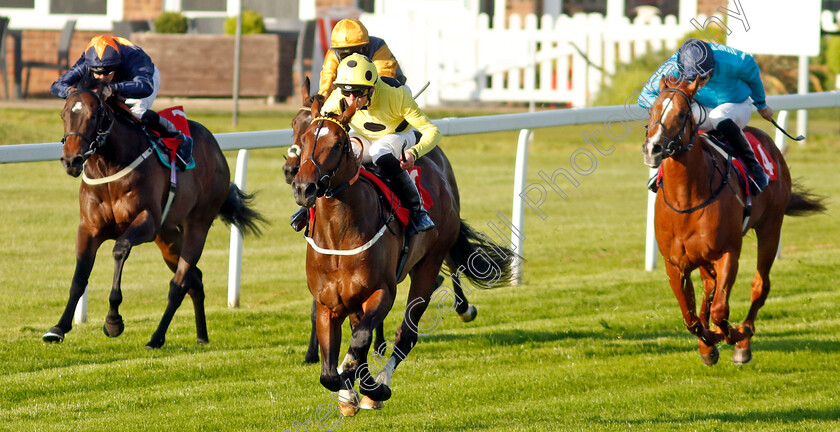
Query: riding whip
768 117 805 141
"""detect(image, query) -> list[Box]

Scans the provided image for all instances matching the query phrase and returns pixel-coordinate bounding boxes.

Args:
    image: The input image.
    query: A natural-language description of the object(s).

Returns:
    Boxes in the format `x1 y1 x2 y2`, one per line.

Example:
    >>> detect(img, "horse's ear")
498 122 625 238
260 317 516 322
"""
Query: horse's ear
685 77 701 97
310 97 322 117
301 76 311 102
658 76 668 91
337 99 357 126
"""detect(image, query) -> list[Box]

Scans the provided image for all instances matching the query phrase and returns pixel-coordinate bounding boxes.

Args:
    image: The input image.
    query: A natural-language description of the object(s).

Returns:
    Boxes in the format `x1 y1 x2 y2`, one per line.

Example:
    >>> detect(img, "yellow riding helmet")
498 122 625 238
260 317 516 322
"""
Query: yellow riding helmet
330 19 369 48
333 53 377 90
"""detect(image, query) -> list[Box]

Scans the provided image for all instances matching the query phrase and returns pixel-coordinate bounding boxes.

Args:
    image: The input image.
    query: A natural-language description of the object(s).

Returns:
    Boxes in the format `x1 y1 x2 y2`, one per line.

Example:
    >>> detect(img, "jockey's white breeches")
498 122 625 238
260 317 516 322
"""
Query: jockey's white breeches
691 98 753 130
125 66 161 118
350 130 419 165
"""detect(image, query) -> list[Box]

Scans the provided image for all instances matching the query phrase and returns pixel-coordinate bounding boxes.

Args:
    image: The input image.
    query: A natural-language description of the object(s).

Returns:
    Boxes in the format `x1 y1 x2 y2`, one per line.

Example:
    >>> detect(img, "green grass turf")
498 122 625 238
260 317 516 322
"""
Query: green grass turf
0 105 838 431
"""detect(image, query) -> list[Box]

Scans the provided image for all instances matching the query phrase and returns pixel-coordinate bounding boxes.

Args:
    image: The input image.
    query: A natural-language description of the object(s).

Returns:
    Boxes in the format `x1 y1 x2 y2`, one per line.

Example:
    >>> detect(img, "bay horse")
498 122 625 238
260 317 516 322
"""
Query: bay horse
642 77 825 365
285 77 477 364
44 80 264 348
292 98 513 415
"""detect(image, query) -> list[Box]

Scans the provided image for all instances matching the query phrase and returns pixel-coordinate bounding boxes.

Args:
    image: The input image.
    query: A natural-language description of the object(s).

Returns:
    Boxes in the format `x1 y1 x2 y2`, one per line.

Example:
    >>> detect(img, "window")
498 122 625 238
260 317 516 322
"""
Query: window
50 0 106 14
181 0 226 11
0 0 35 7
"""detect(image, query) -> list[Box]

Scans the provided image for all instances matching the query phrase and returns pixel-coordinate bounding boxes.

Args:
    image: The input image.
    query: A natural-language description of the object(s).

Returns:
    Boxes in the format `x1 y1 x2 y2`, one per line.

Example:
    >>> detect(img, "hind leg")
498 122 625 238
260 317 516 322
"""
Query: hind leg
146 222 212 348
735 218 783 365
305 300 320 363
153 228 208 344
451 272 477 322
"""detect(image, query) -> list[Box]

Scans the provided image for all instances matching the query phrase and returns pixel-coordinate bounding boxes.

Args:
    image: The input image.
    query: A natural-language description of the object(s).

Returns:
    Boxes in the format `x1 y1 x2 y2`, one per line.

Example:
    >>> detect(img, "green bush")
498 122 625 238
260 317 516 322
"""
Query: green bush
154 11 188 34
224 9 265 35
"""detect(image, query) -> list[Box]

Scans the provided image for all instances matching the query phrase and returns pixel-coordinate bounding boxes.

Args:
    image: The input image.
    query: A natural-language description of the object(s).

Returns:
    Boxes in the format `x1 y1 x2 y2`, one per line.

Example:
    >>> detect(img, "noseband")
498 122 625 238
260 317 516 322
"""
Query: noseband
653 87 698 157
61 89 114 159
300 116 356 198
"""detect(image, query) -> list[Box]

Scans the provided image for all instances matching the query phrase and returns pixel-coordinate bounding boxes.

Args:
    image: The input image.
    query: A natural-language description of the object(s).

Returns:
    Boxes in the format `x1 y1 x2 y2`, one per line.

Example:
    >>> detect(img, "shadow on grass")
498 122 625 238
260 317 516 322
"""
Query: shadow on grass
595 406 840 426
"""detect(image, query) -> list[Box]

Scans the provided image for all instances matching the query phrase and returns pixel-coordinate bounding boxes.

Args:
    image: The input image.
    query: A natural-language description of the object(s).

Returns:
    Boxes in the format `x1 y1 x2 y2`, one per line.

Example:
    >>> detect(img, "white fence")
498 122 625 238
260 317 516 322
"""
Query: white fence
361 11 686 108
2 91 838 322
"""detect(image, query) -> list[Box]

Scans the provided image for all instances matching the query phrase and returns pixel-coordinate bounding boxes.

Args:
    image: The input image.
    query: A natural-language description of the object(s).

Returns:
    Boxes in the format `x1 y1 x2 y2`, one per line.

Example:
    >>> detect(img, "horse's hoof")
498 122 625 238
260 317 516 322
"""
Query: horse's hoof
145 337 164 349
42 327 65 343
732 347 752 365
360 382 392 402
459 305 477 322
304 354 319 364
337 389 360 417
360 395 383 410
196 338 209 345
103 318 124 338
700 345 720 366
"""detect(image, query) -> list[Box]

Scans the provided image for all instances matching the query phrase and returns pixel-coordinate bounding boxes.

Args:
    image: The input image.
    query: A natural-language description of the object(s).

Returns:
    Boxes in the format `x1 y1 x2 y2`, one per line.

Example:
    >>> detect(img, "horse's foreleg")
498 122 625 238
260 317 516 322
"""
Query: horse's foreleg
352 288 395 403
710 252 751 346
665 262 721 365
146 222 210 348
105 212 157 339
43 229 103 343
735 218 783 365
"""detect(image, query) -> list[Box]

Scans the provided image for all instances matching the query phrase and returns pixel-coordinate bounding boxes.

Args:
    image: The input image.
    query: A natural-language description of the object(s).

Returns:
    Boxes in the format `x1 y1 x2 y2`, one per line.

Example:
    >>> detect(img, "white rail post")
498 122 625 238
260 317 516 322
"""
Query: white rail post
74 287 87 324
796 55 809 144
511 129 532 285
228 149 249 308
775 110 790 259
644 168 658 271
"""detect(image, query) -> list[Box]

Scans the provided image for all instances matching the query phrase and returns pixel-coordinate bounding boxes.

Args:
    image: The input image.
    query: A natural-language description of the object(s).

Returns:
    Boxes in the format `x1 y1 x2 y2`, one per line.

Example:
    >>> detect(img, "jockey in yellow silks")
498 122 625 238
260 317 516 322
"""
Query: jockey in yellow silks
320 54 438 235
318 18 406 98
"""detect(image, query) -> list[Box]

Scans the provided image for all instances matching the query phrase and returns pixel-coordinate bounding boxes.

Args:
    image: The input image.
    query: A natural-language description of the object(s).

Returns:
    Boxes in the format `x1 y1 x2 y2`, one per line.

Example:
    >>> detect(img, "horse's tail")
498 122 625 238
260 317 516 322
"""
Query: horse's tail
218 184 268 236
444 220 518 289
786 182 827 217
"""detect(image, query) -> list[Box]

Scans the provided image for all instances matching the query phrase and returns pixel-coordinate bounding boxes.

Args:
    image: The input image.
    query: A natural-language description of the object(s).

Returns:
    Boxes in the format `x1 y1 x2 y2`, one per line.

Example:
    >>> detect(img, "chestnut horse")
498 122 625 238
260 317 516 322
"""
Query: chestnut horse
292 99 513 415
285 77 477 364
44 81 264 348
643 77 825 365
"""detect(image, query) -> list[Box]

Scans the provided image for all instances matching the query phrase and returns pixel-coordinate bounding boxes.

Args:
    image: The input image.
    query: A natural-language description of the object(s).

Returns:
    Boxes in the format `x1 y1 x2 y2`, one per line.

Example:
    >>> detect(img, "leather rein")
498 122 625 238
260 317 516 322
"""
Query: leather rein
656 88 733 214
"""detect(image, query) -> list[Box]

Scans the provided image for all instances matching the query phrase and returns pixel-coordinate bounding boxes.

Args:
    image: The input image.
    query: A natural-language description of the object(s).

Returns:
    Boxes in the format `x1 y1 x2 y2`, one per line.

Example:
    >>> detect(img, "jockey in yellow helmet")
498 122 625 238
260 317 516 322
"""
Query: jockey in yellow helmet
51 35 193 168
324 53 438 235
318 18 406 97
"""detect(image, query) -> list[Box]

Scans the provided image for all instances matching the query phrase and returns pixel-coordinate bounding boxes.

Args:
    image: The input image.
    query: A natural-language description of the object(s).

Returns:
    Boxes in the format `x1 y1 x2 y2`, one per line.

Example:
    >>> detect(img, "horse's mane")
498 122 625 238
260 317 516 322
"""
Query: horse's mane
77 73 109 93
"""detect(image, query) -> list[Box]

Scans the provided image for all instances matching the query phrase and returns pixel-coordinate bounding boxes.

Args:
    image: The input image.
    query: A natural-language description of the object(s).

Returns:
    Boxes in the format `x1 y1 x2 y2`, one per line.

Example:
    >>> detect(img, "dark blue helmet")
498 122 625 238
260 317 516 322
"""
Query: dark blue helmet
83 35 124 74
678 39 714 81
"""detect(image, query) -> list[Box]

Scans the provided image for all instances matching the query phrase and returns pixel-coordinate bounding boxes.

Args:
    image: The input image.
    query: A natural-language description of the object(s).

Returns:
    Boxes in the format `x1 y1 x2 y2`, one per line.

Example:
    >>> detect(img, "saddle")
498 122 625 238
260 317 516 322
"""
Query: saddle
306 166 434 229
109 101 194 170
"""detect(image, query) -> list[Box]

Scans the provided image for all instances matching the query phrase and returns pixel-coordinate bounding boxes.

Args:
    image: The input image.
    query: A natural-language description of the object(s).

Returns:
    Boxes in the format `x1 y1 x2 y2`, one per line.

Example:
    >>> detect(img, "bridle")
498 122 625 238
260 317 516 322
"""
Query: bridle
300 116 359 198
61 89 114 160
650 87 699 158
653 87 734 214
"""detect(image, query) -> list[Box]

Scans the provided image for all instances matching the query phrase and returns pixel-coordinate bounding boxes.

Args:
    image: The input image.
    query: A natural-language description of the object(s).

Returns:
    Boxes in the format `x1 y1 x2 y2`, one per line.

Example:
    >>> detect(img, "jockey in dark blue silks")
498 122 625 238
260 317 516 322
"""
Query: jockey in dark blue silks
51 35 193 168
639 39 772 193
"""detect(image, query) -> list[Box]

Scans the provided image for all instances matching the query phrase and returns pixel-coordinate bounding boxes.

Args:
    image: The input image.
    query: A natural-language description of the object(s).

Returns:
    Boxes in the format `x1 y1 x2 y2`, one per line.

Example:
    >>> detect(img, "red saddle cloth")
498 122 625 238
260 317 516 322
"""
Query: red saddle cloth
308 167 434 228
157 106 192 158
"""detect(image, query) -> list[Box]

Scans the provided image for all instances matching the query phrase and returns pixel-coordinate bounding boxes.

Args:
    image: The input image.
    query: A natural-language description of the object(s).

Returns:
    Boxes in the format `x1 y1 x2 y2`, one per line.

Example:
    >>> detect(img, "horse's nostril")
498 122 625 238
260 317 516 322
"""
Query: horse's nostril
652 144 663 154
304 183 317 197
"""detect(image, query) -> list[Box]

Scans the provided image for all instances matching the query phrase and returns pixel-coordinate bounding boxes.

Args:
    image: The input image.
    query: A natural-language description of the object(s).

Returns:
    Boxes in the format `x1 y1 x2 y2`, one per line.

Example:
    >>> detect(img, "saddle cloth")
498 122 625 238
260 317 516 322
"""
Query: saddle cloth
308 166 434 228
152 106 194 170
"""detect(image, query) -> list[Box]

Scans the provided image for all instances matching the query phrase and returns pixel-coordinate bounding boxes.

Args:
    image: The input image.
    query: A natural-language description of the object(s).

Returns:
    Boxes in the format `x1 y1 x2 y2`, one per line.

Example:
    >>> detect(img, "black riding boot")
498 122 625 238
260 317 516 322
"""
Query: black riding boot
717 119 768 194
290 207 307 232
377 154 435 235
142 110 194 169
